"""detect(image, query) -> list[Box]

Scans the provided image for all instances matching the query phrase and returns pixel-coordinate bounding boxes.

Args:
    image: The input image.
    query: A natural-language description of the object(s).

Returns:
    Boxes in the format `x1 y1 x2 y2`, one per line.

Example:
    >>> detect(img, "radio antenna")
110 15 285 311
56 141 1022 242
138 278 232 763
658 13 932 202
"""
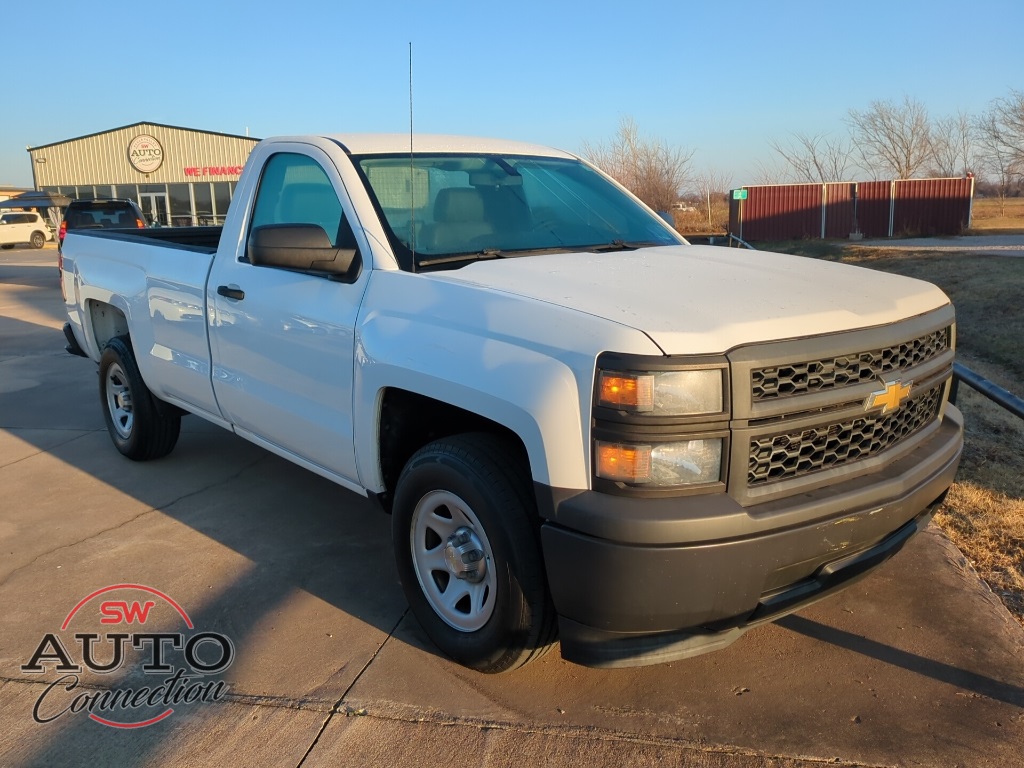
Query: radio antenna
409 41 417 273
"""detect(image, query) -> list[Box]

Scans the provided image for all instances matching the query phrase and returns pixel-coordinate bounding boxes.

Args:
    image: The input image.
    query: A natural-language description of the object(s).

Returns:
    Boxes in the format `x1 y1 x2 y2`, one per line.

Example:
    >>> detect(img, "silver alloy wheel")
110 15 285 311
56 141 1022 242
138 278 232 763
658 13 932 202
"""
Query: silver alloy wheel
410 490 497 632
105 362 134 439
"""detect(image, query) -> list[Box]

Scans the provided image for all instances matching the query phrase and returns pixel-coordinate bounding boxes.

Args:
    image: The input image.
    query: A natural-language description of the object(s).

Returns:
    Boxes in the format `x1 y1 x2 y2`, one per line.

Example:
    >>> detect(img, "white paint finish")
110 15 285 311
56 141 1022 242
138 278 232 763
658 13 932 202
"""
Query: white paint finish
208 141 372 484
354 269 661 490
64 231 220 416
429 245 952 355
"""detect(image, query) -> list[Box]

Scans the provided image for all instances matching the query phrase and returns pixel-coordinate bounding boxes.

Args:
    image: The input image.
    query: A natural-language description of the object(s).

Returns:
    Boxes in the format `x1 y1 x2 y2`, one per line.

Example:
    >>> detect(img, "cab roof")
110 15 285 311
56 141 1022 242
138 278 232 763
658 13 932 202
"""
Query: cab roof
322 133 578 159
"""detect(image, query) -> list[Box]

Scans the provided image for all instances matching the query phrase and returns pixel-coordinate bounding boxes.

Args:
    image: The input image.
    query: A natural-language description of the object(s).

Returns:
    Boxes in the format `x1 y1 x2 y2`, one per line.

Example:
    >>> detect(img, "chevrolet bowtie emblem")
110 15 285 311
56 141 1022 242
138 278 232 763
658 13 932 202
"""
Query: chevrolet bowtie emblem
864 379 912 414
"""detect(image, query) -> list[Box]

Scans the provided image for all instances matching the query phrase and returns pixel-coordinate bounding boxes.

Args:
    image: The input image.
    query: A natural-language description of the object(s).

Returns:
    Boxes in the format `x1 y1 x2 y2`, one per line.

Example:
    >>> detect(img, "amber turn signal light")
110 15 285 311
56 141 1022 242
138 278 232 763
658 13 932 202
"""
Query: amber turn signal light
595 441 652 483
598 371 653 412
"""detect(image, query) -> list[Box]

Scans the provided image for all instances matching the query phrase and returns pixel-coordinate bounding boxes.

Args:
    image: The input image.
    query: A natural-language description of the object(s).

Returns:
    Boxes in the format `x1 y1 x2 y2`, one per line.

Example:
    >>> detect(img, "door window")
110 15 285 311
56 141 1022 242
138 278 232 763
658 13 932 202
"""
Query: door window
250 153 347 246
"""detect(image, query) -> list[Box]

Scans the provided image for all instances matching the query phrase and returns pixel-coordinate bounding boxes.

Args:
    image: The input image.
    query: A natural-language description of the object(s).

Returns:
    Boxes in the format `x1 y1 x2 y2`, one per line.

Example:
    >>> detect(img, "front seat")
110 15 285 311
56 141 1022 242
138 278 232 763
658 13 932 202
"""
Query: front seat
427 187 492 252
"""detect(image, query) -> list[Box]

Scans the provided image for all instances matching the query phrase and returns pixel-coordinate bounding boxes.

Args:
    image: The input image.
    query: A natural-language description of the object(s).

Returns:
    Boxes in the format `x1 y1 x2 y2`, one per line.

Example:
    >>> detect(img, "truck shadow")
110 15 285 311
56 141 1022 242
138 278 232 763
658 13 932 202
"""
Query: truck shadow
0 262 62 289
0 262 69 333
778 614 1024 707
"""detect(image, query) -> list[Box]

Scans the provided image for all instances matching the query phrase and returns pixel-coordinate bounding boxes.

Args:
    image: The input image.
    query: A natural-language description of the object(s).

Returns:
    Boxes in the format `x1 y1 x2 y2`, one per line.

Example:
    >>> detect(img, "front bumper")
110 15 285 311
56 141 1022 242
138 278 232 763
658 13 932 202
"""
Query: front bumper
538 406 963 668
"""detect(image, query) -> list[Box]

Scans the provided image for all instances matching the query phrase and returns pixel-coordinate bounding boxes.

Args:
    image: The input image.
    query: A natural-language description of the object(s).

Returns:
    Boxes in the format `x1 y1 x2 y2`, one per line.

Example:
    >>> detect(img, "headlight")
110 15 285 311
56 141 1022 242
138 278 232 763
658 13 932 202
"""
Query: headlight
596 438 723 486
598 368 723 416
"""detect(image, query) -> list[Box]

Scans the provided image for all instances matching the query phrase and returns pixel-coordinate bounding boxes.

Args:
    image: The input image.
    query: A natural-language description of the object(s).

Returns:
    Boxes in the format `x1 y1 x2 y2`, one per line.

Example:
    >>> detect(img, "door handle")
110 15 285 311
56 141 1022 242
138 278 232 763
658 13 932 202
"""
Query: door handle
217 285 245 301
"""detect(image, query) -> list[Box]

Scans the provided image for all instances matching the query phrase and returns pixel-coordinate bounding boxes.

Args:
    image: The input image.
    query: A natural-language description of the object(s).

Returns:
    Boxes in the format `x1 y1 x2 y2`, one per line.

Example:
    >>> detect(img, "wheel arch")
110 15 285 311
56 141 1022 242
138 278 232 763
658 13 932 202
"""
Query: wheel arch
375 388 534 512
356 324 590 499
85 299 131 355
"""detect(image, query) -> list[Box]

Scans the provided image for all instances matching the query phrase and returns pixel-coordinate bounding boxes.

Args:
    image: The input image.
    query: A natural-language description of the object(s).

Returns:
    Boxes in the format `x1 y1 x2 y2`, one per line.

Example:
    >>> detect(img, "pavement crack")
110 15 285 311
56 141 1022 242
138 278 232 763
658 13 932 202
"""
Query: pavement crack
305 706 895 768
0 429 103 470
0 455 269 589
294 608 409 767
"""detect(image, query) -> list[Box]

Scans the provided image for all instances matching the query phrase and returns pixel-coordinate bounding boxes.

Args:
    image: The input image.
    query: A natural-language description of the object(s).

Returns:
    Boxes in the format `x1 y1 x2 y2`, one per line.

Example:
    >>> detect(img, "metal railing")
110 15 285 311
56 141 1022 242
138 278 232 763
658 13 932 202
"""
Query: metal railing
697 234 756 249
728 233 755 249
950 362 1024 421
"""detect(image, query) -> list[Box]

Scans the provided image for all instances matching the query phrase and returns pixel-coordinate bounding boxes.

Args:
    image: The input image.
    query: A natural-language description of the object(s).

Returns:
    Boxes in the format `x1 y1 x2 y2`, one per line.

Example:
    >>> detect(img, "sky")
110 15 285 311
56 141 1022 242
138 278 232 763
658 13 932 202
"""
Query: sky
2 0 1021 189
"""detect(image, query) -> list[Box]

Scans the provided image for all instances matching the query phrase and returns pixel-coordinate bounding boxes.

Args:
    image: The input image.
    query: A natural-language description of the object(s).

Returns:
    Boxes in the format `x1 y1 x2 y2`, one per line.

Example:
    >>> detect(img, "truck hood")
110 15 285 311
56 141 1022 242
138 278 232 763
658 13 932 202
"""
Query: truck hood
428 245 951 355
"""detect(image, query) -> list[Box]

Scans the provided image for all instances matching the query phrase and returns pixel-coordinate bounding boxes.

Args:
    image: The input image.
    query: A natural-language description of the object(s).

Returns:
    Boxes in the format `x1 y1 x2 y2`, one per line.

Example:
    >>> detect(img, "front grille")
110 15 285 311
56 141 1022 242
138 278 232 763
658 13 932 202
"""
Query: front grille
748 385 943 486
751 328 949 401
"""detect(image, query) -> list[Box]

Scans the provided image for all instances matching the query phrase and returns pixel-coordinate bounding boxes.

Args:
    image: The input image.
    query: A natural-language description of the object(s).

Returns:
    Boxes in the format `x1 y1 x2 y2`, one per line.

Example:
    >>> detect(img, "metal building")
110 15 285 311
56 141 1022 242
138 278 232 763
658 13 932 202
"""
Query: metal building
728 178 975 242
27 122 259 227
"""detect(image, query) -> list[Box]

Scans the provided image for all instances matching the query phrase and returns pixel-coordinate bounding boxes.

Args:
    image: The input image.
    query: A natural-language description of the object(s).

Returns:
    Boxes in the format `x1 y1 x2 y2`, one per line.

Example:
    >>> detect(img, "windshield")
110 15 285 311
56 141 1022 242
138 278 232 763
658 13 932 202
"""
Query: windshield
353 153 681 270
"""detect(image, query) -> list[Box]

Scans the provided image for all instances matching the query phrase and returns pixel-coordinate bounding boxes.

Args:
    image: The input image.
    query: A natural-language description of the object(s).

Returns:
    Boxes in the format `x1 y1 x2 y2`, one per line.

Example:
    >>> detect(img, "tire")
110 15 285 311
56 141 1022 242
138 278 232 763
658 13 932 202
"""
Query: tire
0 244 13 250
98 336 181 460
392 433 556 673
30 231 45 249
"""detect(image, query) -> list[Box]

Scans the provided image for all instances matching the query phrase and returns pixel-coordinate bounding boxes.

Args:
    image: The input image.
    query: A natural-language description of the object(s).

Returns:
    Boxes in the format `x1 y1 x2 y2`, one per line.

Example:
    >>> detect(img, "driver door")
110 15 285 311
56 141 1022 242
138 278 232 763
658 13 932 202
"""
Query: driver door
208 147 366 486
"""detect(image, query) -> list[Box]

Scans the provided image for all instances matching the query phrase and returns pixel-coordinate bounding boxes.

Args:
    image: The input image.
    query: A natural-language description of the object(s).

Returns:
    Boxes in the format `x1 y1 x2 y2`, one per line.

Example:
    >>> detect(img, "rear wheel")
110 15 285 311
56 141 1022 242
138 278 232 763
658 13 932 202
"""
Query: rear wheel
99 336 181 460
30 231 45 249
392 433 556 673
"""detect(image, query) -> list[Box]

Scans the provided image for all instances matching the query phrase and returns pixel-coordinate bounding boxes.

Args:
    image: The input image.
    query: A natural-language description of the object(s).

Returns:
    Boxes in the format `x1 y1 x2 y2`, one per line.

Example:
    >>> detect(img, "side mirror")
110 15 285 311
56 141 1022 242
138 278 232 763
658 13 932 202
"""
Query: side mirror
248 224 359 280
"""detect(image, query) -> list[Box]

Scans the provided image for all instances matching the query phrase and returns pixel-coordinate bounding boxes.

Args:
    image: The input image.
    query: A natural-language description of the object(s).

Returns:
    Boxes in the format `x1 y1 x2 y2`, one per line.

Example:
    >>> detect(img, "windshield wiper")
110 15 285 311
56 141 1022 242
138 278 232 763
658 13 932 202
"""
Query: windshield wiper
416 248 505 268
587 239 664 252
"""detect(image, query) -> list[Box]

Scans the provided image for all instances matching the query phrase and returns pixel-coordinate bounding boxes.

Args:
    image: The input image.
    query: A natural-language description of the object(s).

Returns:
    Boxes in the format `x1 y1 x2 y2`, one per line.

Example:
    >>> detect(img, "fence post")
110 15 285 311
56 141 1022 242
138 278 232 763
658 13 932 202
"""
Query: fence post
967 175 975 230
888 180 896 237
821 184 826 240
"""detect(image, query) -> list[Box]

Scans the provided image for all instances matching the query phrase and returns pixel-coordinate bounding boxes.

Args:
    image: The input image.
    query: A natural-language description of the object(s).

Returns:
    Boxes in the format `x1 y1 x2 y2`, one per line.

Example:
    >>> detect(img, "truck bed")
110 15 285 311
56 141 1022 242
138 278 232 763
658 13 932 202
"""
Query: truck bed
68 226 223 253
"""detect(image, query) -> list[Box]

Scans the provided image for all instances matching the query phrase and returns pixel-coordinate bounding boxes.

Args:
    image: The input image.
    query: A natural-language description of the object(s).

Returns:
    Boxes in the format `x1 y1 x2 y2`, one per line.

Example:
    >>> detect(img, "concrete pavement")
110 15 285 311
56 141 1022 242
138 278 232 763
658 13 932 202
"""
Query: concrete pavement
1 246 1022 767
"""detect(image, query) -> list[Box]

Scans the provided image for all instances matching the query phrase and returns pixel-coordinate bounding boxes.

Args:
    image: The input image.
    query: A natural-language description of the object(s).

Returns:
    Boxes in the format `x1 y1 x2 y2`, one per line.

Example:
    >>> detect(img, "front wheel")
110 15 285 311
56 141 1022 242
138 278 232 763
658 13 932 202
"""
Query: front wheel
30 231 45 249
392 434 556 673
99 336 181 460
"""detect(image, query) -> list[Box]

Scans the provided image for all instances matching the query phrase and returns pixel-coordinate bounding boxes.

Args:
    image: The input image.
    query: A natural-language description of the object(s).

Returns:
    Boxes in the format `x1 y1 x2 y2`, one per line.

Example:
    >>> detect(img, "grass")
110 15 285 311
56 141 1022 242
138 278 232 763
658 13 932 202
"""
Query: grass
969 196 1024 233
671 205 731 234
767 241 1024 627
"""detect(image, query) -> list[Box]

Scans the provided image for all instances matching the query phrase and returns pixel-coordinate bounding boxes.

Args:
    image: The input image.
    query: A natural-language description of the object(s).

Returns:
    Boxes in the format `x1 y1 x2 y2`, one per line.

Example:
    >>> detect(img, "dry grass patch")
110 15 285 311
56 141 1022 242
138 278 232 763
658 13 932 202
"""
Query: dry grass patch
971 197 1024 232
936 482 1024 622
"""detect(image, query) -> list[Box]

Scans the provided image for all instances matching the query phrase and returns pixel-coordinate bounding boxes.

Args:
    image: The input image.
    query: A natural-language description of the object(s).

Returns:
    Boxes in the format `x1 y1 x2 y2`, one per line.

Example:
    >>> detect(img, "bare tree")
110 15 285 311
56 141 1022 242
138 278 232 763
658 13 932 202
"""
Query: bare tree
928 110 975 177
768 131 853 183
751 160 785 186
690 169 734 231
977 90 1024 205
847 96 932 179
976 110 1021 216
990 89 1024 161
582 116 694 212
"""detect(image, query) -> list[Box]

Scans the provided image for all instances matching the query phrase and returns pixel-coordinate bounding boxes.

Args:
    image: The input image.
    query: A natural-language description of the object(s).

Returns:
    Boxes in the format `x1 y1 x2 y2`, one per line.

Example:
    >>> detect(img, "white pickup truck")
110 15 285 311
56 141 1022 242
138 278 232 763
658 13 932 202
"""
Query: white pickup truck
60 134 963 672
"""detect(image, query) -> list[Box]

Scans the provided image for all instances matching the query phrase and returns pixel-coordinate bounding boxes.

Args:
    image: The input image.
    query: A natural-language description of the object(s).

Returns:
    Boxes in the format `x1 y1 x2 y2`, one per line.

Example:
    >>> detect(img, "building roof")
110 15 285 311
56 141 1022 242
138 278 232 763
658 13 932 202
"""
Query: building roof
28 121 259 151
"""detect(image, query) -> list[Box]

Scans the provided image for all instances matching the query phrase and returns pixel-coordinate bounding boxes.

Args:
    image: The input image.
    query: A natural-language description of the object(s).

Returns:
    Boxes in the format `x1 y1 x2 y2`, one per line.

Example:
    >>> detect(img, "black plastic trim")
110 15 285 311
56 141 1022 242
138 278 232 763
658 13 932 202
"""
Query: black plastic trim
62 323 88 358
556 506 937 668
65 227 220 254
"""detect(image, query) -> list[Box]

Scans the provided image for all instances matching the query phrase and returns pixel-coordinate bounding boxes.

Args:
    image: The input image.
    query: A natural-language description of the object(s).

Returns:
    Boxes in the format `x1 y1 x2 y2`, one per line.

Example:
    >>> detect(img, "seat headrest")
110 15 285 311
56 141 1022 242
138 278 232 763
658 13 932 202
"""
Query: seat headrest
434 188 485 223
